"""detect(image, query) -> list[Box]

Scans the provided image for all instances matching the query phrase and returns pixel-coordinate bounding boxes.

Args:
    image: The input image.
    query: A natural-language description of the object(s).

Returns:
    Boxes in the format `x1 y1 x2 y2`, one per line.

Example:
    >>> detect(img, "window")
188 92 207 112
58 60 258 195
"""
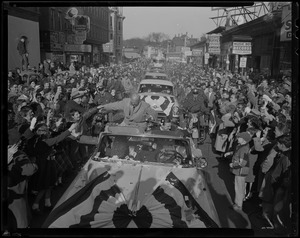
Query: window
50 8 55 29
110 16 113 27
118 36 120 46
110 33 113 40
118 21 121 31
58 11 62 31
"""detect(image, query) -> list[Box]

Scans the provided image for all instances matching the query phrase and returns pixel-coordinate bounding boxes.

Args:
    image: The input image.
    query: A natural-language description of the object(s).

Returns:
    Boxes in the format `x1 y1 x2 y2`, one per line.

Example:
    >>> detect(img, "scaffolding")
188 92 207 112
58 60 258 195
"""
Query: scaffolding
210 2 286 27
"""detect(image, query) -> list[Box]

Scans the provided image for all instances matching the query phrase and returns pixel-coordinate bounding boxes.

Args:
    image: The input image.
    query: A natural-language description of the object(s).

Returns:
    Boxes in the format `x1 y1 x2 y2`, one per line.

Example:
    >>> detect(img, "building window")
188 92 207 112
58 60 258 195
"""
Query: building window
50 8 55 30
110 16 112 28
118 36 120 46
58 11 62 31
110 33 113 40
118 21 121 31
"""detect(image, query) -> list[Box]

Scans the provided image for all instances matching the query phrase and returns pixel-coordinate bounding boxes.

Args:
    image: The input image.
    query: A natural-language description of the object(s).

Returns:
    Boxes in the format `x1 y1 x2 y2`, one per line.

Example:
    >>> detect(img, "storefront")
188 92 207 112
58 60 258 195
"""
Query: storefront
220 8 286 77
64 44 92 66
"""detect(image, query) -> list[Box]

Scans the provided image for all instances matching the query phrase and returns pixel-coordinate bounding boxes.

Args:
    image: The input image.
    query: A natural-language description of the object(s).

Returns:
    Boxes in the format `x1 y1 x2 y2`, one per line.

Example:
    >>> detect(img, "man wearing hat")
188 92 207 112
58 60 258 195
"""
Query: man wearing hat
229 131 251 211
64 90 87 122
107 75 125 101
93 85 115 106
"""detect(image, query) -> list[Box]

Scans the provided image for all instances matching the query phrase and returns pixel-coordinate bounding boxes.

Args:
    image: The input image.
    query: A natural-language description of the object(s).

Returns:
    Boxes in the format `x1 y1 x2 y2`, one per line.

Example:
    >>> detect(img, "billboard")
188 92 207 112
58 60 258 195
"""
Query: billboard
208 34 221 55
65 7 90 44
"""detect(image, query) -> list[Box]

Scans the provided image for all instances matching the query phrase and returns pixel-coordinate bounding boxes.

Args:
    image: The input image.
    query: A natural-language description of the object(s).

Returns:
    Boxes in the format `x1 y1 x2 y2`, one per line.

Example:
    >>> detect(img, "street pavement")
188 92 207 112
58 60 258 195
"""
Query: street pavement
198 134 252 229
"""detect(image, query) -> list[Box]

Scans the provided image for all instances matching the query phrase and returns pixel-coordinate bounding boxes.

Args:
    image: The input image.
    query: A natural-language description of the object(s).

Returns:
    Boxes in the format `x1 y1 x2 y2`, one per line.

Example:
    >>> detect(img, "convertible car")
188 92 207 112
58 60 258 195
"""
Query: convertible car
43 125 220 228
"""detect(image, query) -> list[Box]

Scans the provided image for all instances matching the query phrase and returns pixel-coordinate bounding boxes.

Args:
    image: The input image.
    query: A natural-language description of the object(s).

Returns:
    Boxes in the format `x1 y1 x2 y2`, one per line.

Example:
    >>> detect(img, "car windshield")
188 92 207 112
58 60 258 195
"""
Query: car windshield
153 59 164 64
97 134 192 164
139 84 173 94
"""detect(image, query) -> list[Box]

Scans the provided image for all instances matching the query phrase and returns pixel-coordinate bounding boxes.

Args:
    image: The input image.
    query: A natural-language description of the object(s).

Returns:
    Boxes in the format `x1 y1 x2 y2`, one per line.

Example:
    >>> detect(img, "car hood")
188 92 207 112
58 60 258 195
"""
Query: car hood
44 158 219 228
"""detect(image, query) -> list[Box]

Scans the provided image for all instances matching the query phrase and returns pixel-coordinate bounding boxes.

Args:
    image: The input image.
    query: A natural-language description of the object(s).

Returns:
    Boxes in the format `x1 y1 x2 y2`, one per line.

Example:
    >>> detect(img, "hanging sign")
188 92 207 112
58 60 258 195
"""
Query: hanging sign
239 56 247 68
280 4 292 41
232 42 251 55
208 34 221 55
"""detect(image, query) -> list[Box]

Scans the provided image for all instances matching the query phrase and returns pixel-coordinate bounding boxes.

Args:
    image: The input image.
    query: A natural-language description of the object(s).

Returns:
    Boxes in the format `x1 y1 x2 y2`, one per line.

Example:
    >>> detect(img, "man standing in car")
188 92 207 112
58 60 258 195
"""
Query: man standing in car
98 92 157 129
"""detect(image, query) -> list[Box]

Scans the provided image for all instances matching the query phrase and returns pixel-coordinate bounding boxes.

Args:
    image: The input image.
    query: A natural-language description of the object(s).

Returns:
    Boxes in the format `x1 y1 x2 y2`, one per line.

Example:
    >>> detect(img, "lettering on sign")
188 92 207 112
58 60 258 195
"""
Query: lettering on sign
192 49 202 56
52 54 64 62
50 32 59 43
74 31 87 44
280 4 291 41
232 42 252 55
208 34 221 55
67 34 74 44
64 44 92 52
73 15 90 33
50 43 63 51
208 47 220 54
239 57 247 68
58 32 65 44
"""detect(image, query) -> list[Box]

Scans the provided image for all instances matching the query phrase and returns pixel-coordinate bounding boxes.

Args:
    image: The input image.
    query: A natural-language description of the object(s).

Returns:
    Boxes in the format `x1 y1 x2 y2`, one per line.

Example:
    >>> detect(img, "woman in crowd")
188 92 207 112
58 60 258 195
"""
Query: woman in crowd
7 137 38 229
30 122 78 213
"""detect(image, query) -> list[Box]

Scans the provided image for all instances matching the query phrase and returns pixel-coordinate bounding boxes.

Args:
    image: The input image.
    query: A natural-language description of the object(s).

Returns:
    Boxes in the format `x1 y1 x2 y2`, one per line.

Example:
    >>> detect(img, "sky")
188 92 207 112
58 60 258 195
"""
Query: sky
122 7 217 40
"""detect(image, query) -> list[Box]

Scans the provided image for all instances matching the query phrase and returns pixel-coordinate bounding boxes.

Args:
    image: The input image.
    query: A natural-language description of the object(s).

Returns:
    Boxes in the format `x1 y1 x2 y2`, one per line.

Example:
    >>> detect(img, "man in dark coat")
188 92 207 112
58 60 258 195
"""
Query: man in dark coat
64 91 87 122
17 36 29 71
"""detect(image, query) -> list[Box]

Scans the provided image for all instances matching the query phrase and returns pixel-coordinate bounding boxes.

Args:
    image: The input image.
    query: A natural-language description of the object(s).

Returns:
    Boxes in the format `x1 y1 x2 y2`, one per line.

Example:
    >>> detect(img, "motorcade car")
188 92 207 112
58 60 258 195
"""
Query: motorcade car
152 57 165 68
43 125 220 228
137 79 180 120
143 72 168 80
146 66 167 74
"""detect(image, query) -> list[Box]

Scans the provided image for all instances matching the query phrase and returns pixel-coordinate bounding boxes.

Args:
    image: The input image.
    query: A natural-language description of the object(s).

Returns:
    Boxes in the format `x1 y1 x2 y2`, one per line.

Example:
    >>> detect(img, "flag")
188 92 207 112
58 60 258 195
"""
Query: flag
44 168 219 228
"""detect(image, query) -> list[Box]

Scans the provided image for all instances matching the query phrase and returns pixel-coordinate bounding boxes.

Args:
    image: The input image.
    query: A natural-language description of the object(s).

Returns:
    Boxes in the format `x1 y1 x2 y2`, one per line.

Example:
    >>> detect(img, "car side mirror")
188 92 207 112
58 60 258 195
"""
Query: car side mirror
194 157 208 169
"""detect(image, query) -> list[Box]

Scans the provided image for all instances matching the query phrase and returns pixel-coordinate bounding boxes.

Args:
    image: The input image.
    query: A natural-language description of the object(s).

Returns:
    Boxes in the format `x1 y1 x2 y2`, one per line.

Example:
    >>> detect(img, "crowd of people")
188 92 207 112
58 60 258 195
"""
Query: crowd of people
166 62 293 235
7 57 293 234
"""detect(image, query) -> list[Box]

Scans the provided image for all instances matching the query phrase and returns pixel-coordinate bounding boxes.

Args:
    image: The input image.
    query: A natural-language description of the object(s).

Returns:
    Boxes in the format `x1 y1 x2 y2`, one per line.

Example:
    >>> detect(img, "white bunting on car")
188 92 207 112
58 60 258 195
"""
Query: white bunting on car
142 95 174 116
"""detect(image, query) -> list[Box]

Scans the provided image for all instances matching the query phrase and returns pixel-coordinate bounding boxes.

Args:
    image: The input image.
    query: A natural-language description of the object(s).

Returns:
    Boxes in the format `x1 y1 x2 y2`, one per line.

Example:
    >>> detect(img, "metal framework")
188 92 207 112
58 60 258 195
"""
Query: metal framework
210 2 274 27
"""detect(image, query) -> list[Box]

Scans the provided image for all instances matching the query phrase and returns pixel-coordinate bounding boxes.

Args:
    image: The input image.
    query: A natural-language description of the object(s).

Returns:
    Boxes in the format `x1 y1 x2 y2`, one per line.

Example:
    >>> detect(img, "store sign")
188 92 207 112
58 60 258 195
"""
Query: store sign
50 31 59 43
50 43 63 51
103 40 113 53
192 49 202 56
73 15 90 32
74 31 87 44
52 54 64 63
181 47 190 53
64 44 92 52
280 4 292 41
204 53 209 64
239 56 247 68
232 42 251 55
67 34 74 44
58 32 65 44
185 51 192 56
208 34 221 55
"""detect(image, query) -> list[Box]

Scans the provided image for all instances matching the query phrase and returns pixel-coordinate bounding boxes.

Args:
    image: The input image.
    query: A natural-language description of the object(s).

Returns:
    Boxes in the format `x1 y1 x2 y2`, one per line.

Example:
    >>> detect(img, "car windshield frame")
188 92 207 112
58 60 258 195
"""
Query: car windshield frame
144 75 167 80
96 133 192 164
138 83 174 94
